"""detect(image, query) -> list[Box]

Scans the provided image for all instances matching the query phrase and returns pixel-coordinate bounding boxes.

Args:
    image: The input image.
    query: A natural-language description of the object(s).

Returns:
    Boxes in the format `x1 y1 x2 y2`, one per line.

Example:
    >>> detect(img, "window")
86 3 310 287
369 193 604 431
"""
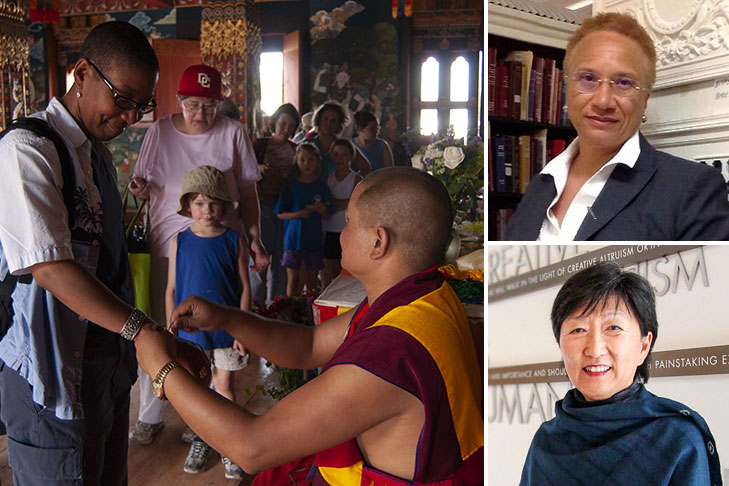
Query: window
259 51 284 117
414 48 483 140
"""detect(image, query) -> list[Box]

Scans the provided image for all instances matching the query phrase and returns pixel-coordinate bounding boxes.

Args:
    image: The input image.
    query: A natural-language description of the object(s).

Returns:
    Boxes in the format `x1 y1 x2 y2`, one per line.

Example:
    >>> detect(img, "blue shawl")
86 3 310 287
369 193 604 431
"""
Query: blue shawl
520 385 721 486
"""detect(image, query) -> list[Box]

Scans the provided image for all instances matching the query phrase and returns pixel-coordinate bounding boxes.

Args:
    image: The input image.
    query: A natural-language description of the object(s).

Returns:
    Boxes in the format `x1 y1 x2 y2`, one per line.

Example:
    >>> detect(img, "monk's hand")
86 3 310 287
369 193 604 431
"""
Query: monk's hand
171 295 232 334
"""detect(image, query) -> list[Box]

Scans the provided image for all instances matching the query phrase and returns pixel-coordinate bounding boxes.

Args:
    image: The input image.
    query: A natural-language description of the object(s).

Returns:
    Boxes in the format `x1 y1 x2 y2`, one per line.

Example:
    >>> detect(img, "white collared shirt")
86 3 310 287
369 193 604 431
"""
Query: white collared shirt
538 131 641 241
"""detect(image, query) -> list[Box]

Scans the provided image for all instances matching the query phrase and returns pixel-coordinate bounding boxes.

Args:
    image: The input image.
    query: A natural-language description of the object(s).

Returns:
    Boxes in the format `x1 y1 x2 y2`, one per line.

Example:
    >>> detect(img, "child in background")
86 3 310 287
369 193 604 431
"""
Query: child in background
321 139 362 289
166 165 250 480
275 143 333 296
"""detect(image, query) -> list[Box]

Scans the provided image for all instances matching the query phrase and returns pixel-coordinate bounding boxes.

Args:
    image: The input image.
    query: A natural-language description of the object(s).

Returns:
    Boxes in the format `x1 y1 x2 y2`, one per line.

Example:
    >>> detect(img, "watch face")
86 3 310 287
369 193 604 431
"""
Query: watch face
152 380 163 398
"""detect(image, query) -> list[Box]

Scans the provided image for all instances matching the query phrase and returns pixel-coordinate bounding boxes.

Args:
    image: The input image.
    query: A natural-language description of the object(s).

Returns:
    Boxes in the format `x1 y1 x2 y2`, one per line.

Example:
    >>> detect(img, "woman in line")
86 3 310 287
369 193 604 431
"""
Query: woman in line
252 103 299 307
505 12 729 240
128 64 266 445
351 111 393 172
521 262 721 485
308 101 371 179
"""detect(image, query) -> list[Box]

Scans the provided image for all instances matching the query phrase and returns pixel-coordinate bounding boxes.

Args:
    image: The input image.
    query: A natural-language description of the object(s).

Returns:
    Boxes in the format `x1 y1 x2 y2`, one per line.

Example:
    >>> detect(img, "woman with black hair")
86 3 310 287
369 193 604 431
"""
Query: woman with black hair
521 262 721 485
351 111 393 172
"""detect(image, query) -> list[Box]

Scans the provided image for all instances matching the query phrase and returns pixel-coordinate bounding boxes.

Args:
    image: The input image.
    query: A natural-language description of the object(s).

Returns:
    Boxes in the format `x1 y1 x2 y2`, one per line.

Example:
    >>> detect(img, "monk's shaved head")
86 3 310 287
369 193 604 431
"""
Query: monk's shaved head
356 167 453 271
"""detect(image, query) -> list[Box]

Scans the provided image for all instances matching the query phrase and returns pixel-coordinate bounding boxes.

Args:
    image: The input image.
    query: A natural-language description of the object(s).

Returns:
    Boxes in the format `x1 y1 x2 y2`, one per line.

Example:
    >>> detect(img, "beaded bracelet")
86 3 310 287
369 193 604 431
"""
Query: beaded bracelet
120 308 146 341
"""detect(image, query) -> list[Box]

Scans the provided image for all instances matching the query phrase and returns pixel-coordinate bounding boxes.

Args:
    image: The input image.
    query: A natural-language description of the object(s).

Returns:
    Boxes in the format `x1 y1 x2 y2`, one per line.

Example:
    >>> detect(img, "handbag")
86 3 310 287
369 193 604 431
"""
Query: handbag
123 187 151 315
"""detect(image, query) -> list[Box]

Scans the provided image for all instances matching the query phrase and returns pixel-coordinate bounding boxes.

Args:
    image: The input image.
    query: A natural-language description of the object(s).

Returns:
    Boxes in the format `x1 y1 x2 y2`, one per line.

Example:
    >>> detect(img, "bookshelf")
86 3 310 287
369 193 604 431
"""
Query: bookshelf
487 0 585 240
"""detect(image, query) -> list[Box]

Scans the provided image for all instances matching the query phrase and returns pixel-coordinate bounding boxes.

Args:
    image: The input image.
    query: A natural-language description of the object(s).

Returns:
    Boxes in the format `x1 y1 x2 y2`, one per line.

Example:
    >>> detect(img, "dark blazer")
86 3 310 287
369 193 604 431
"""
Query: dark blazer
504 134 729 240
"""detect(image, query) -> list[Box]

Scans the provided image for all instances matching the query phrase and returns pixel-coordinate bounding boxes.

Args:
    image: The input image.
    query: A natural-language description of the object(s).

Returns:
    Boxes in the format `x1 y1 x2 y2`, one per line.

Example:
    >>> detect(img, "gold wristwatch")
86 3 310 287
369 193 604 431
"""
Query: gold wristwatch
152 360 180 400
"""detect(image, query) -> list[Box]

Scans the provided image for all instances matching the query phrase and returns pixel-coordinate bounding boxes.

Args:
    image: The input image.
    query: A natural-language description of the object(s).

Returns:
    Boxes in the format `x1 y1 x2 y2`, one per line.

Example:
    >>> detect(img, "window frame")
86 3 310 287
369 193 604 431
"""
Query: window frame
411 48 480 137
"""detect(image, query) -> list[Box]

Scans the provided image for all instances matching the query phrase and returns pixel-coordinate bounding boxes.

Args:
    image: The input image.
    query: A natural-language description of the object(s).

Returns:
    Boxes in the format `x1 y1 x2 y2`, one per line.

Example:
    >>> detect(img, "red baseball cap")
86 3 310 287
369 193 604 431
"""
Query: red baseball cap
178 64 223 100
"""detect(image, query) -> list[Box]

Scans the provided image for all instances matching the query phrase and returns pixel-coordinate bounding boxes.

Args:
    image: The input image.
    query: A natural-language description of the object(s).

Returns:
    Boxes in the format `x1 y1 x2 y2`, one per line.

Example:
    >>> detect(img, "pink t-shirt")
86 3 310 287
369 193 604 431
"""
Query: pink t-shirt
133 115 261 257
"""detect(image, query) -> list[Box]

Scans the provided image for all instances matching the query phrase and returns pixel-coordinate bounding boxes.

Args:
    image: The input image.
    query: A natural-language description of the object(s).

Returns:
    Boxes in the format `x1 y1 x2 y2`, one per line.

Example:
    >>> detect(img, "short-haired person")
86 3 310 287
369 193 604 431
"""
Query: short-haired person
309 101 371 179
505 12 729 240
352 111 394 171
521 262 721 485
0 22 208 485
128 64 266 444
134 167 484 484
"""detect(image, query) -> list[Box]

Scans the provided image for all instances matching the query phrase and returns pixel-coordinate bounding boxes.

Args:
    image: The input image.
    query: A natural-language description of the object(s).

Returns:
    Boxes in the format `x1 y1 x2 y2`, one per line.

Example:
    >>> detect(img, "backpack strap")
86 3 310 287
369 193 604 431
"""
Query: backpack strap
0 117 76 228
0 118 76 343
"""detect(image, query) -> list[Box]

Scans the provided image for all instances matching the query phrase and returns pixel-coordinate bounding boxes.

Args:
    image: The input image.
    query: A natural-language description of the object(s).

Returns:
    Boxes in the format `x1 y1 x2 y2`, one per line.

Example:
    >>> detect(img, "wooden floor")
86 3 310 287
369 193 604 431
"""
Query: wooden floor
0 354 279 486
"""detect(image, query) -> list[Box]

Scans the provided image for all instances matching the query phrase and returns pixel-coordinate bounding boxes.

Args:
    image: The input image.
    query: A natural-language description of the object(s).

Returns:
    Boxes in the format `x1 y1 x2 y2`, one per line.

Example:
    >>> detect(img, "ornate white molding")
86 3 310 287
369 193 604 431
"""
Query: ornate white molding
487 2 579 49
642 113 729 137
598 0 729 88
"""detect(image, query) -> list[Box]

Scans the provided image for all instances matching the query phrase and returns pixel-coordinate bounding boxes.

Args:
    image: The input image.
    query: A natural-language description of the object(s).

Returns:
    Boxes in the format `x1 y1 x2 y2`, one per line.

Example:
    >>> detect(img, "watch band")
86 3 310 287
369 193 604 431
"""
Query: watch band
153 360 180 400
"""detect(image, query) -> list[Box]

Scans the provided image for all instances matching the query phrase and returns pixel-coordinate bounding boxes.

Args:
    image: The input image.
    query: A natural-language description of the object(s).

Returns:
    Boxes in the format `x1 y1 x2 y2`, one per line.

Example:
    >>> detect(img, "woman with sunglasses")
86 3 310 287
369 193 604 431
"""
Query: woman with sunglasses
504 12 729 241
127 65 266 477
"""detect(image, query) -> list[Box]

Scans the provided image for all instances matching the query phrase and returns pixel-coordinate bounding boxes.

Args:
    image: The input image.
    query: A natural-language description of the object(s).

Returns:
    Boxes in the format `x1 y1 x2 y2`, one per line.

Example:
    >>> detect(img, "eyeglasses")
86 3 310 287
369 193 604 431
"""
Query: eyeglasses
568 70 644 98
87 59 157 115
181 99 219 113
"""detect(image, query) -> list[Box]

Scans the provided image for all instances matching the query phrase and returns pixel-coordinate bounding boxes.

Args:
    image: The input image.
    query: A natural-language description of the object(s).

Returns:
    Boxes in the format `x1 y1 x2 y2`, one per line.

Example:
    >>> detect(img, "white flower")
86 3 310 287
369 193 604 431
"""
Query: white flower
443 146 465 169
424 145 442 161
411 154 424 169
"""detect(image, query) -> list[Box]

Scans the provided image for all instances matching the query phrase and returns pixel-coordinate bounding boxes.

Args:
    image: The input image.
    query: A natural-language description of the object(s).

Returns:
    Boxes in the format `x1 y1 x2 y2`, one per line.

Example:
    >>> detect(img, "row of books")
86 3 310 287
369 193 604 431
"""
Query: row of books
490 208 514 241
488 129 572 194
488 47 569 126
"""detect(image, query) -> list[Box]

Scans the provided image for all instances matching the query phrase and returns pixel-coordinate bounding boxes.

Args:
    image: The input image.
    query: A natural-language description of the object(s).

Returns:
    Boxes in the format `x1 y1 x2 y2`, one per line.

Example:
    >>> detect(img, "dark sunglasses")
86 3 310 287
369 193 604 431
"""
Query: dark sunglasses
87 59 157 115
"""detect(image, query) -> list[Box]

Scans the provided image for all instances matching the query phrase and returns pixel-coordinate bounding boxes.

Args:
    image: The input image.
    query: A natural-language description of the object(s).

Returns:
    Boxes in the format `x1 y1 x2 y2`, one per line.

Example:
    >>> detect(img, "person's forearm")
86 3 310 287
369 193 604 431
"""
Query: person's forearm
239 184 262 242
215 308 320 369
352 150 371 177
277 211 304 220
240 282 251 311
165 289 175 328
32 259 136 333
333 198 349 211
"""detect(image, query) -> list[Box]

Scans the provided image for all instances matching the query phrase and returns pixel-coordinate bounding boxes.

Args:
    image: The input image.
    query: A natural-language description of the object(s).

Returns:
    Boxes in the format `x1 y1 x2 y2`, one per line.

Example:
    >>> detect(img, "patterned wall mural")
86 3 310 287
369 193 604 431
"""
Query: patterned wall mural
308 0 402 141
99 8 180 192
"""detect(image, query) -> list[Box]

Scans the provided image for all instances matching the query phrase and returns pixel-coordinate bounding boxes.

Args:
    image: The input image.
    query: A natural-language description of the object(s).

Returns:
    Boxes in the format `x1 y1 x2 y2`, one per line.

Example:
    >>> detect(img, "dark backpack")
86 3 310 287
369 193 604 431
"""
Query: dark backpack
0 117 75 341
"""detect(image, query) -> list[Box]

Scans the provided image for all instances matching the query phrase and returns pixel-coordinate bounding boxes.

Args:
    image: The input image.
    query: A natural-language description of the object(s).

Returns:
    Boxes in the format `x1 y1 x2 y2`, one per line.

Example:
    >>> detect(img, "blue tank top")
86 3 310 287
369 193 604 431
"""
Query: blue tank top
175 227 239 350
352 138 386 171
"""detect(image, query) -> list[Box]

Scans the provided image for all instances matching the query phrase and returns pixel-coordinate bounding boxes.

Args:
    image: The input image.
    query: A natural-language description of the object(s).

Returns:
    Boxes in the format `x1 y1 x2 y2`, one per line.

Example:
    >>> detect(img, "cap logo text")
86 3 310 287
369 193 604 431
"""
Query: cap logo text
198 73 210 88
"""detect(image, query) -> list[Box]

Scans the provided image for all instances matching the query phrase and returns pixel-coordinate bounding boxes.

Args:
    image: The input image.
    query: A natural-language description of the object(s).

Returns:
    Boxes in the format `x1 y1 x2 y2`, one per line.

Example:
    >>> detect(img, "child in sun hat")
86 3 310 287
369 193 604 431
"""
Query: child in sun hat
166 165 250 479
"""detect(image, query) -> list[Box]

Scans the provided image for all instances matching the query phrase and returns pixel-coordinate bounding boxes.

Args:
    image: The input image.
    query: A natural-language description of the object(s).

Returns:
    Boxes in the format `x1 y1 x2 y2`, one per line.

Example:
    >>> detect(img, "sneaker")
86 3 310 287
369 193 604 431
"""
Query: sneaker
222 456 244 480
181 425 196 444
128 421 164 445
183 440 211 474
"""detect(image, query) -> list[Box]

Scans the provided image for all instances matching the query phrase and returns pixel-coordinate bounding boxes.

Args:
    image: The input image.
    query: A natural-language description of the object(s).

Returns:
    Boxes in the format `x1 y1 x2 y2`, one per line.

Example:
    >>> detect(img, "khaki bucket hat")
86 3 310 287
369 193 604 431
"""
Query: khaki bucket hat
177 165 238 218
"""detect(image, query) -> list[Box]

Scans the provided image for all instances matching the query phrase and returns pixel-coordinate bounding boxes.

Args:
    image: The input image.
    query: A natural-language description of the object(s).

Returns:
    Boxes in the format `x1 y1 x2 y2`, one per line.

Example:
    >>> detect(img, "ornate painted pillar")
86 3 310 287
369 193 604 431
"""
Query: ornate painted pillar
200 0 260 131
0 0 32 129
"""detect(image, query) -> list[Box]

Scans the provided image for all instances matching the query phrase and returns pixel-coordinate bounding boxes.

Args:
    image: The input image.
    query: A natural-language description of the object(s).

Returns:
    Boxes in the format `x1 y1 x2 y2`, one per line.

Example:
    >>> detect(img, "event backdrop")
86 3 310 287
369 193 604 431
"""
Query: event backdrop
489 245 729 485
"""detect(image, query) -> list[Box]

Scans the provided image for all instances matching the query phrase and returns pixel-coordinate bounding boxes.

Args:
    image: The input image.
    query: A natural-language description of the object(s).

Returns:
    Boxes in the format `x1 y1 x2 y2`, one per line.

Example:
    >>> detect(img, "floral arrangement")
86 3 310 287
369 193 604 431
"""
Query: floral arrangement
403 126 484 217
248 293 320 400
